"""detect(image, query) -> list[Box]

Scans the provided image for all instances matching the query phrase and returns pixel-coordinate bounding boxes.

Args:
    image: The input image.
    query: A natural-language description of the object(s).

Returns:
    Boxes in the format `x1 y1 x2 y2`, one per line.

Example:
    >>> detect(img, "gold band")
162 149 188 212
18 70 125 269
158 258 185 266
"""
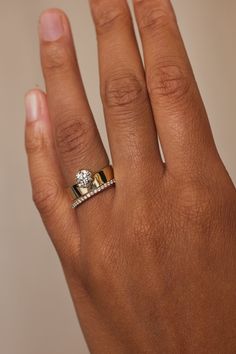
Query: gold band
68 165 115 201
72 179 115 209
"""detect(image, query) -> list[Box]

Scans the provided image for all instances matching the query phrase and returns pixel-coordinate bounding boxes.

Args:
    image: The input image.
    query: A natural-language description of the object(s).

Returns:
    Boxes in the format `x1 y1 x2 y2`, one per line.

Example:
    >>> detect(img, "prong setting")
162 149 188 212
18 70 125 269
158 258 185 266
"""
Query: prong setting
76 169 93 189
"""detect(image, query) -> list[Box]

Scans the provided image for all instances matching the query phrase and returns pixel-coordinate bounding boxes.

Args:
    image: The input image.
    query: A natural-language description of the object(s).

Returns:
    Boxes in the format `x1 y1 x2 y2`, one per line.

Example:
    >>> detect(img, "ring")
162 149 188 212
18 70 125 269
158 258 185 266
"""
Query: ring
68 165 115 208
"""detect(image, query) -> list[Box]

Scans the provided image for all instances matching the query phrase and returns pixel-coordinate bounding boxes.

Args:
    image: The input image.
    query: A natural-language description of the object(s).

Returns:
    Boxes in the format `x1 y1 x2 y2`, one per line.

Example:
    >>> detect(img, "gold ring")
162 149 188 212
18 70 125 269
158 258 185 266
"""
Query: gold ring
68 165 115 208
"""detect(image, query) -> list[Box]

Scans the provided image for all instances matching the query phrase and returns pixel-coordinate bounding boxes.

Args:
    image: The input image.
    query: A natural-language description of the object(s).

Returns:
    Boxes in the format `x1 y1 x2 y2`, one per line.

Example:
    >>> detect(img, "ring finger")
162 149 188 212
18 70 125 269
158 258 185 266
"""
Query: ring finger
39 9 109 188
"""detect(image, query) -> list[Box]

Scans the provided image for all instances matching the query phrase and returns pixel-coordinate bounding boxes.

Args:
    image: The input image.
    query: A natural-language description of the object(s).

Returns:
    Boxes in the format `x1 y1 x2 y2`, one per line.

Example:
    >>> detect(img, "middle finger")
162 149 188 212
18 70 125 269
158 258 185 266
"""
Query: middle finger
90 0 164 184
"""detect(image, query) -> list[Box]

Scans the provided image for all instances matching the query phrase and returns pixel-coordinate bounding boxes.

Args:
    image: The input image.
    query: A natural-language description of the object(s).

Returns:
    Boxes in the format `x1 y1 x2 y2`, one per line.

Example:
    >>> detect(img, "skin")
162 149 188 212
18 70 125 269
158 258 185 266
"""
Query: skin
25 0 236 353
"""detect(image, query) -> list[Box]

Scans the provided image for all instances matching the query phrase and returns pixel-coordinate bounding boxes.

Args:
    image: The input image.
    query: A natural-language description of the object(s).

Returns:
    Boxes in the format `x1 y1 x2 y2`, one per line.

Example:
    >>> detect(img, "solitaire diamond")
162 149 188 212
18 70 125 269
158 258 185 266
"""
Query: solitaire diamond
76 170 93 188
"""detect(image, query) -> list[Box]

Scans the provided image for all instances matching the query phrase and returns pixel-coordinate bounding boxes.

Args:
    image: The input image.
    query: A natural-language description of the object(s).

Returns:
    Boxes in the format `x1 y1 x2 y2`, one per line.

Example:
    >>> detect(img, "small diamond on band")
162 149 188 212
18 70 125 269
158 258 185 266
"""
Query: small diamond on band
72 179 116 209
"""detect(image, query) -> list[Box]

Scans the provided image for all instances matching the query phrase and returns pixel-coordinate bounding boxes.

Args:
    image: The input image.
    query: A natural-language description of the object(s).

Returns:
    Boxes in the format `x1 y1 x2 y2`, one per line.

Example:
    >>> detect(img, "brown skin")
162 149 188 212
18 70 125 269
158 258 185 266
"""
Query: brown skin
25 0 236 353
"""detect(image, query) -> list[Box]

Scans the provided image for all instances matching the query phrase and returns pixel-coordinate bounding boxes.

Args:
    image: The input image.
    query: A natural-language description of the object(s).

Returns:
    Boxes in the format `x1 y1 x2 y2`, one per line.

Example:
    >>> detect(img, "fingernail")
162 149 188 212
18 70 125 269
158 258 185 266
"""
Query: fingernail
25 91 41 122
39 11 64 41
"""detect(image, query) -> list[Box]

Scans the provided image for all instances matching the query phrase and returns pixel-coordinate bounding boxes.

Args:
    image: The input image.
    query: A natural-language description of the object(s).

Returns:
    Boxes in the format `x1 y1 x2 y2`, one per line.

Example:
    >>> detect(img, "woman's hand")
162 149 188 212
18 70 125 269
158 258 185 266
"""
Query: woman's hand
25 1 236 353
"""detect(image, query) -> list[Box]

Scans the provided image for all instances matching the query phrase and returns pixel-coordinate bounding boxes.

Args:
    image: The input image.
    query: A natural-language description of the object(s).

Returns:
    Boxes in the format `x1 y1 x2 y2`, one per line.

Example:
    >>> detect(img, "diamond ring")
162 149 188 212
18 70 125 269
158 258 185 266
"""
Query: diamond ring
68 165 115 208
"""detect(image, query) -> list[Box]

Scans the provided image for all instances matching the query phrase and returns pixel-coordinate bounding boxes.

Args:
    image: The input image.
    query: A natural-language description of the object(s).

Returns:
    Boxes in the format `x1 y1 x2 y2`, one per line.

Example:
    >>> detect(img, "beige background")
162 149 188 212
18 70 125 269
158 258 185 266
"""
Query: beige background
0 1 236 353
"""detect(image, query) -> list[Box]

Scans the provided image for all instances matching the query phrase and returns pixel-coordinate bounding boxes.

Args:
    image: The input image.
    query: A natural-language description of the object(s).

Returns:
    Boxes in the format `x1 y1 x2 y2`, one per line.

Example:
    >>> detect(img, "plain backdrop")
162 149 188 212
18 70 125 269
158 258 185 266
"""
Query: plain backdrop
0 1 236 353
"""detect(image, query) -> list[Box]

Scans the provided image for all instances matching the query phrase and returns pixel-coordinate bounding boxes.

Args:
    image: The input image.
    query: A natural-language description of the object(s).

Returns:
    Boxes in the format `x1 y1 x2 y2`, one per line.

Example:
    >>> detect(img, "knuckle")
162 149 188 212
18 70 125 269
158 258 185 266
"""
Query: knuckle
125 199 155 240
42 43 71 73
79 250 115 296
91 2 128 35
78 227 121 295
122 202 174 264
130 207 154 241
139 6 175 33
55 117 92 163
176 179 214 222
103 73 147 109
147 62 191 102
32 177 62 216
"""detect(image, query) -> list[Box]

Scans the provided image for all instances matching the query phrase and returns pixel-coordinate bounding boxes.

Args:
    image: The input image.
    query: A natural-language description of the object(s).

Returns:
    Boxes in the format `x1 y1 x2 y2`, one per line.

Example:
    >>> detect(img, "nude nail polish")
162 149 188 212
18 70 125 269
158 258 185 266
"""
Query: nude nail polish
25 92 40 122
39 11 64 41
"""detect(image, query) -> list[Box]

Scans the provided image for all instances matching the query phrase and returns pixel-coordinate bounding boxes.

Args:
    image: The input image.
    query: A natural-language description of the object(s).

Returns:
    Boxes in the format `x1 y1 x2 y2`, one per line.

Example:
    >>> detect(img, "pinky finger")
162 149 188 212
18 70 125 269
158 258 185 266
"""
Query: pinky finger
25 89 80 266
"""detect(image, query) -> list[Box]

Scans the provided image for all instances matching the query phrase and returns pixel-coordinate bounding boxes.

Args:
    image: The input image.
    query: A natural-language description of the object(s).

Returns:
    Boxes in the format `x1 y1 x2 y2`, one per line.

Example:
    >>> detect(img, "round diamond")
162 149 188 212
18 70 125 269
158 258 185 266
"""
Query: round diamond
76 170 93 188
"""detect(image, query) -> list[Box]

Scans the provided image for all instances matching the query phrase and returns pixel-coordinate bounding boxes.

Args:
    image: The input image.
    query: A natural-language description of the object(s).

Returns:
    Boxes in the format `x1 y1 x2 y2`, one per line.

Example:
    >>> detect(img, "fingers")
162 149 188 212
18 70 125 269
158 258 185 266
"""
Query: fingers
133 0 218 175
39 9 108 185
25 90 80 265
89 0 164 183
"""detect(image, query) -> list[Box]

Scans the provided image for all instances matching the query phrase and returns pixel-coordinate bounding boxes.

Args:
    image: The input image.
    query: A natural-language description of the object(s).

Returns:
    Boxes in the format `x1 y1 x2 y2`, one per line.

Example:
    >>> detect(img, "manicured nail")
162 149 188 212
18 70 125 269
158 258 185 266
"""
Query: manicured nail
25 91 41 122
39 11 64 41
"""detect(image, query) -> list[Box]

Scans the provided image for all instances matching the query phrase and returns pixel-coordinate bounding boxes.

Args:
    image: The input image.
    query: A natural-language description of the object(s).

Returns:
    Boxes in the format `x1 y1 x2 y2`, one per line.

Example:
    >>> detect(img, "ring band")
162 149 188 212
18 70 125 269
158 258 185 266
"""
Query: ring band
68 165 115 208
72 179 115 209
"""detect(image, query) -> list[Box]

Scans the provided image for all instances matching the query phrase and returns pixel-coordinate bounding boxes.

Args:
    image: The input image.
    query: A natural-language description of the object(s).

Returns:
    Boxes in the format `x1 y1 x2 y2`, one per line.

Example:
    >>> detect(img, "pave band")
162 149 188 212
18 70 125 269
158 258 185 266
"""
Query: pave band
72 179 115 209
68 165 115 208
69 165 114 200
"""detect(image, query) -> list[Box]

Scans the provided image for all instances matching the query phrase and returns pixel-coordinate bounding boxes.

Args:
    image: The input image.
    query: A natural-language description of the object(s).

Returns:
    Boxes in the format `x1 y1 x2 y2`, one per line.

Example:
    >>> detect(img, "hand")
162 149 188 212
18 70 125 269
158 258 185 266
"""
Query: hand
25 1 236 353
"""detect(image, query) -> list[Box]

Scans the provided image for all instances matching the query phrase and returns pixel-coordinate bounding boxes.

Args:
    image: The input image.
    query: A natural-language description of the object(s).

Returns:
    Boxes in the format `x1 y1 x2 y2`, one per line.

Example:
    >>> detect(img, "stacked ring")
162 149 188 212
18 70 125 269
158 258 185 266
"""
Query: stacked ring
68 165 115 209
